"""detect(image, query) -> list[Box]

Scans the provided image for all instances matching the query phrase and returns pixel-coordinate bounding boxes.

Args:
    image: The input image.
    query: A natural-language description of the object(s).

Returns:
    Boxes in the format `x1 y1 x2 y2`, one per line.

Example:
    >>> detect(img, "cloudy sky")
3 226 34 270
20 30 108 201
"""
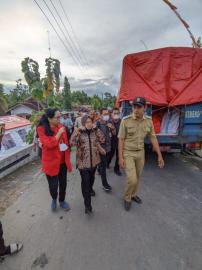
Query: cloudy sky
0 0 201 95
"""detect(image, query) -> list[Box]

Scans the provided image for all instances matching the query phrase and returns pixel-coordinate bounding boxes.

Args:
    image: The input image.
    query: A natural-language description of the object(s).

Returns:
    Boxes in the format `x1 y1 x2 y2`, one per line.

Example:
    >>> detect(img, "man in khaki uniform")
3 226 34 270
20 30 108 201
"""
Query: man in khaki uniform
118 97 165 211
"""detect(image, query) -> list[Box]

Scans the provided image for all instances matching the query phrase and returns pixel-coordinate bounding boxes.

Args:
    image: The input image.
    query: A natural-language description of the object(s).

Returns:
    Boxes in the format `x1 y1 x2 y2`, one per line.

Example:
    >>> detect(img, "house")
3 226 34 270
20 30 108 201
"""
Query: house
7 97 46 118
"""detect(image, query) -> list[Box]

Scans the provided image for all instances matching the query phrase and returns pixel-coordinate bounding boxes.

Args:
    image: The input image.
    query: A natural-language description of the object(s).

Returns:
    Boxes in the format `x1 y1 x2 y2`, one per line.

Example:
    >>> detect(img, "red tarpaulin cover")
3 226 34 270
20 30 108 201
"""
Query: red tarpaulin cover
117 47 202 106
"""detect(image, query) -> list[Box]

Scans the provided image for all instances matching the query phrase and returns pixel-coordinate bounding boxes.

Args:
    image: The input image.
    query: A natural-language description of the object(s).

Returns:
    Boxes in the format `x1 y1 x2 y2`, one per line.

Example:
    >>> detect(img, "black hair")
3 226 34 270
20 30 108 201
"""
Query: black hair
38 108 59 136
100 108 108 114
113 107 119 112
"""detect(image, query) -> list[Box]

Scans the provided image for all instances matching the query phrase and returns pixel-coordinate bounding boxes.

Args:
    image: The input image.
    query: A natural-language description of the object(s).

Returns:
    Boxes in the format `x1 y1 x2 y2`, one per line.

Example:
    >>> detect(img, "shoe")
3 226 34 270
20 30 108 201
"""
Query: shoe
90 189 96 196
124 200 131 211
103 184 112 192
85 207 93 214
131 196 142 204
60 201 71 211
51 200 57 211
0 243 23 258
114 170 122 176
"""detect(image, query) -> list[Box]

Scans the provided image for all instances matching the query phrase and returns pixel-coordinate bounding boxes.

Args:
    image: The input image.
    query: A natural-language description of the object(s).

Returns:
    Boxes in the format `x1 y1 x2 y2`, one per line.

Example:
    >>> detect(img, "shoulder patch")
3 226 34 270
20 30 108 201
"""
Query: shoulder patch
123 115 132 120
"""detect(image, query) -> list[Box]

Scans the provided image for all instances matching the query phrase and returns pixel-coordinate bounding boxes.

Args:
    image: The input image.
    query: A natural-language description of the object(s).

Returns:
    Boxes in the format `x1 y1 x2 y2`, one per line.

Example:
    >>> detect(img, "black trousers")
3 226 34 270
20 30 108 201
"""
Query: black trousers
0 221 9 256
80 167 96 209
108 139 120 172
100 153 110 187
46 164 67 202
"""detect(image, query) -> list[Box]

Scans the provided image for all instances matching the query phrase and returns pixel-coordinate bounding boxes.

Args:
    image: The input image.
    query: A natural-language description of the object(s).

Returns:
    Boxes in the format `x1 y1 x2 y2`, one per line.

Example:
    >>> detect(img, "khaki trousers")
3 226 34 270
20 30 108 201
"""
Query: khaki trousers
123 150 145 202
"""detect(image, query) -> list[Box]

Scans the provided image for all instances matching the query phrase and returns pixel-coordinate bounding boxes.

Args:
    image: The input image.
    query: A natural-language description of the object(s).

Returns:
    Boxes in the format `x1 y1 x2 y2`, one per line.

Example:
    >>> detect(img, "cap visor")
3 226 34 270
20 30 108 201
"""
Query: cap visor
133 102 144 107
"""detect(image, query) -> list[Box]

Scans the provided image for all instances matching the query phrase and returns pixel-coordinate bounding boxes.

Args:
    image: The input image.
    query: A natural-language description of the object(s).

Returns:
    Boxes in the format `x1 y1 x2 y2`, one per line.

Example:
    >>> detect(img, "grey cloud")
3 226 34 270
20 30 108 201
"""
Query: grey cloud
0 0 201 96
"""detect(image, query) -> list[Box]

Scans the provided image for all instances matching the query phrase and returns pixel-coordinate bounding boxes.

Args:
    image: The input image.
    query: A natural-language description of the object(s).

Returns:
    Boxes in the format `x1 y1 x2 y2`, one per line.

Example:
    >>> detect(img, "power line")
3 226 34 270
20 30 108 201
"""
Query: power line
33 0 82 73
58 0 90 67
49 0 87 69
41 0 85 71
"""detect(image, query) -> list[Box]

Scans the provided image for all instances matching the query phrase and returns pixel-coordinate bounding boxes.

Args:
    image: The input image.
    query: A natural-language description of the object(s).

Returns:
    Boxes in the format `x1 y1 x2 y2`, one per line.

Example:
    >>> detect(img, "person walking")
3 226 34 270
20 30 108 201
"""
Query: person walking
108 108 122 176
71 115 105 214
96 108 116 192
74 108 88 129
37 108 72 212
60 112 74 139
118 97 165 211
0 221 23 259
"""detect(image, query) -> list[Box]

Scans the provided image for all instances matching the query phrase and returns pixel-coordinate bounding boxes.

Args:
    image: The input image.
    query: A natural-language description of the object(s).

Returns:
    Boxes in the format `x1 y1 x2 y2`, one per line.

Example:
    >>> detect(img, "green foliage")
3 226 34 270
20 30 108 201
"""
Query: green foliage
71 90 90 105
21 58 40 86
102 92 116 108
197 37 202 48
47 94 55 108
0 84 8 112
26 110 44 144
30 81 44 101
90 95 103 110
21 57 61 104
62 76 71 110
45 58 61 94
7 79 29 107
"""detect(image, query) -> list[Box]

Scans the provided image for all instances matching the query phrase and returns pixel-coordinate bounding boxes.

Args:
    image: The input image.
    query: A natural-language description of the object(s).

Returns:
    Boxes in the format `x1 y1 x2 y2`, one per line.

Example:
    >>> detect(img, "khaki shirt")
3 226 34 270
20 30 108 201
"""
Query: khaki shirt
75 117 82 129
118 114 156 153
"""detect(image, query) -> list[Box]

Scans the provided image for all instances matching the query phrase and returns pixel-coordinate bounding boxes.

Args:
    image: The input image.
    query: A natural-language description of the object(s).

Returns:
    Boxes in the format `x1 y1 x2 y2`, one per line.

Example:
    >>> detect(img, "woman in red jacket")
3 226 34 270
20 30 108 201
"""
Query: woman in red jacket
37 108 72 211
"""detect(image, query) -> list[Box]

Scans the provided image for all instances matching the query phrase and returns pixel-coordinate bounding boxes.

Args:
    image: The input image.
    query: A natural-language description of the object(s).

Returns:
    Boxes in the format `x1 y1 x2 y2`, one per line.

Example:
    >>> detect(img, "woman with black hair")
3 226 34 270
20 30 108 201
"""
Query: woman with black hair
71 115 106 214
37 108 72 211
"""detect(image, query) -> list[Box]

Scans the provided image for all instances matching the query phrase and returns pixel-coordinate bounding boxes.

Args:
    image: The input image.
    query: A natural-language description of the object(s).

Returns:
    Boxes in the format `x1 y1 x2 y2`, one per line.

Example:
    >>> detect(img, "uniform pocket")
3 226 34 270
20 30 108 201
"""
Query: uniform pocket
127 127 136 136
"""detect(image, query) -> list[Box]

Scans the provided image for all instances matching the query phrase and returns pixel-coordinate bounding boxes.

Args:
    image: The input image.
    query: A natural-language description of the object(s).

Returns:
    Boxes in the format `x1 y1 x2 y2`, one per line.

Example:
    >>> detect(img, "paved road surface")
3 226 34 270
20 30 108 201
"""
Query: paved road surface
0 153 202 270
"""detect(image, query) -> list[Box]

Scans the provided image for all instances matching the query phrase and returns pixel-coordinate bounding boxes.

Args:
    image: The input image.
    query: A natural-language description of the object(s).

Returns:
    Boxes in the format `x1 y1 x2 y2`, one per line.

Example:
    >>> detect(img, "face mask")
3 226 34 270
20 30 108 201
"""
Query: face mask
102 115 109 122
113 114 120 120
59 143 68 152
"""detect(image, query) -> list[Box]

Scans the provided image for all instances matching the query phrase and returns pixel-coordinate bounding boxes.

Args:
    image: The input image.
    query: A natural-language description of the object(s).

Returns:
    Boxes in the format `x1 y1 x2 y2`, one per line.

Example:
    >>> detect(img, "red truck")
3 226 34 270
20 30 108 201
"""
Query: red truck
117 47 202 152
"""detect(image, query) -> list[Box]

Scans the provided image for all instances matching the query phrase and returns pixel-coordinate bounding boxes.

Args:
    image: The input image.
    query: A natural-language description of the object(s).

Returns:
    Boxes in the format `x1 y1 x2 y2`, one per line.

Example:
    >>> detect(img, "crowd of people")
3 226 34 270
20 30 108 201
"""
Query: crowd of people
34 96 164 214
0 96 165 259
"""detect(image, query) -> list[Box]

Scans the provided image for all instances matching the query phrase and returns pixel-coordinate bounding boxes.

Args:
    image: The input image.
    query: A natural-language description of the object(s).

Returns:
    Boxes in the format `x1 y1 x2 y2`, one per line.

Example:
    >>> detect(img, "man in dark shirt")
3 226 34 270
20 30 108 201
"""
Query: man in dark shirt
108 108 122 176
97 108 116 192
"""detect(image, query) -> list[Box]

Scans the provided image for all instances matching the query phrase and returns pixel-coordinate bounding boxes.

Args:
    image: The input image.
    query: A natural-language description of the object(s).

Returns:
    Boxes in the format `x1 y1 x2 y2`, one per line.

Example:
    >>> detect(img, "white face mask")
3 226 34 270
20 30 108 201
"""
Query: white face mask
59 143 68 152
102 115 109 122
113 114 120 120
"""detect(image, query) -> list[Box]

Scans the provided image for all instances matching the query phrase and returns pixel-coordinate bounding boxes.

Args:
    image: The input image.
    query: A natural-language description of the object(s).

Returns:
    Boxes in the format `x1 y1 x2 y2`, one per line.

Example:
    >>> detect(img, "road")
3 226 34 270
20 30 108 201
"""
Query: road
0 152 202 270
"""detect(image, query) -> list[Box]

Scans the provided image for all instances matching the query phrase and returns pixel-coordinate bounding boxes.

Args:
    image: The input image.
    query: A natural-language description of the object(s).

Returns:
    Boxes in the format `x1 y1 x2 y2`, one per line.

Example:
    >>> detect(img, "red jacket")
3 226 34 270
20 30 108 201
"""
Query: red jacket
37 124 72 176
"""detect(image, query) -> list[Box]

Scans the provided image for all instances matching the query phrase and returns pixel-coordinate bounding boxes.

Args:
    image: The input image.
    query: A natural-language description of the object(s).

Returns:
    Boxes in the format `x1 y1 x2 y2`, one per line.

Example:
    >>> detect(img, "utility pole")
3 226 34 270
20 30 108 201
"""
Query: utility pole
47 30 52 58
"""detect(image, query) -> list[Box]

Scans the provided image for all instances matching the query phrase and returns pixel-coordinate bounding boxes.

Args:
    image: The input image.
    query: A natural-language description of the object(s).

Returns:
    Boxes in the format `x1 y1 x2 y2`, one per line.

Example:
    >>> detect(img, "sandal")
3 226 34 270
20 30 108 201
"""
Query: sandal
10 243 23 255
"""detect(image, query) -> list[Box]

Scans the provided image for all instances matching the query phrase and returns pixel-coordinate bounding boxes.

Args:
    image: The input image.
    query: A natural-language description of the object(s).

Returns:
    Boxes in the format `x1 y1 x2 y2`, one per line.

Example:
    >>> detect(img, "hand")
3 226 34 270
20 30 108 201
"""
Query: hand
58 127 65 135
158 156 165 168
107 123 113 129
119 158 125 168
33 143 36 152
73 127 79 136
101 149 106 155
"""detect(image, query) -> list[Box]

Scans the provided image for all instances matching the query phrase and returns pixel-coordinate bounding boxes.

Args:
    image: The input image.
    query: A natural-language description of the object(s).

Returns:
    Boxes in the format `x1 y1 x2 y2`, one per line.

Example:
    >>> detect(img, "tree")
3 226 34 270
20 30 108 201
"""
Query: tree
44 57 61 97
7 79 29 107
71 90 90 105
21 57 62 107
197 37 202 48
102 92 116 108
90 95 103 110
0 84 8 114
62 76 72 110
21 58 43 101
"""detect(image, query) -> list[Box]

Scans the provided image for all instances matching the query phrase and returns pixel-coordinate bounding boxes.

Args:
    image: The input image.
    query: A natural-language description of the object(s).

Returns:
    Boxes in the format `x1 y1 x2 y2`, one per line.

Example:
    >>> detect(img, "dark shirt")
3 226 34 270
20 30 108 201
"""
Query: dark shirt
96 120 111 153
